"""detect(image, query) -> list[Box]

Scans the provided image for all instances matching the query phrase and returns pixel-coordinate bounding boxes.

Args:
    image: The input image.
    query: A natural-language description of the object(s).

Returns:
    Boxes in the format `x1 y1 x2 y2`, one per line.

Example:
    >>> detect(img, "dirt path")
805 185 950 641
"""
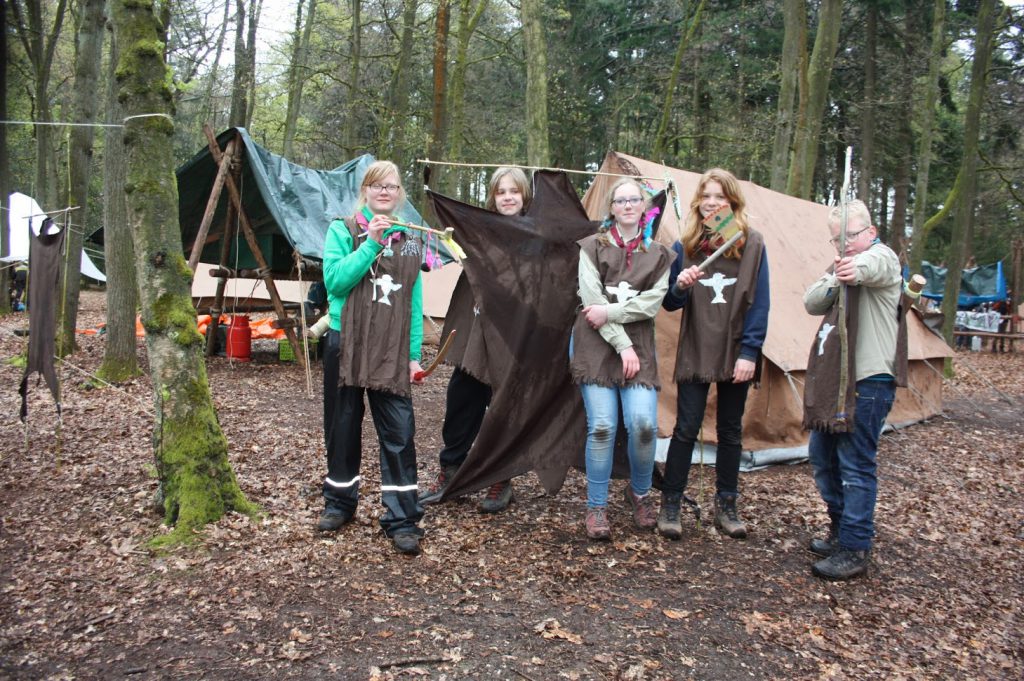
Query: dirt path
1 292 1021 679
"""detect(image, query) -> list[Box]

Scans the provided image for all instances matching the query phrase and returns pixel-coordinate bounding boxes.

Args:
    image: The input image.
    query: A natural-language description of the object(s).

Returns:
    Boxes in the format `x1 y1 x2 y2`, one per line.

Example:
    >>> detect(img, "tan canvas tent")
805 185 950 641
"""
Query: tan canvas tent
580 152 953 458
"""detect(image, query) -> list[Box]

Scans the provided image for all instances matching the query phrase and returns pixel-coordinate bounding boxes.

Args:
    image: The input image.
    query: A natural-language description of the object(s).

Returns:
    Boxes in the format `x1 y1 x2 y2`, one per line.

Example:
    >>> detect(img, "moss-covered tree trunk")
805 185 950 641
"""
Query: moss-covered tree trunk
97 20 139 383
112 0 256 547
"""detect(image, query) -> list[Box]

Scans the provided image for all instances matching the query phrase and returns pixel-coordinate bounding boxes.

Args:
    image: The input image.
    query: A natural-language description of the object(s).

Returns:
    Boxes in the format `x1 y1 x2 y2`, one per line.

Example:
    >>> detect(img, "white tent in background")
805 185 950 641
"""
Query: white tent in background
4 192 107 282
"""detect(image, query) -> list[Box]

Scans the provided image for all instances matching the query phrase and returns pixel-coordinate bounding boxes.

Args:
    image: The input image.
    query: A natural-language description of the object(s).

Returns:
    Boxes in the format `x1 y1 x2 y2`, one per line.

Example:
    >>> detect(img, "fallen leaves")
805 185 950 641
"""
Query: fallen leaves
534 618 583 644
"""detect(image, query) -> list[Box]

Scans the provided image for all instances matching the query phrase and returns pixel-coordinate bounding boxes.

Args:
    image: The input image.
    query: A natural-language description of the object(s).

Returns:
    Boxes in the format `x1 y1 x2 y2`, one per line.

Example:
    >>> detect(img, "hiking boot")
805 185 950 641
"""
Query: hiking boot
812 548 870 581
478 480 514 514
624 487 658 530
316 508 352 532
809 520 840 557
657 493 683 540
392 532 421 556
585 507 611 540
714 493 747 539
419 464 459 505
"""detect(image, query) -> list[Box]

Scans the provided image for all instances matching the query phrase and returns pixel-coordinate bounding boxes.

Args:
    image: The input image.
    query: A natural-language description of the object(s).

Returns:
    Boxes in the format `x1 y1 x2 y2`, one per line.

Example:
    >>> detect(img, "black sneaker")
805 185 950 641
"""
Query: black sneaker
478 480 514 514
419 464 459 505
812 548 870 581
316 509 352 532
392 532 421 556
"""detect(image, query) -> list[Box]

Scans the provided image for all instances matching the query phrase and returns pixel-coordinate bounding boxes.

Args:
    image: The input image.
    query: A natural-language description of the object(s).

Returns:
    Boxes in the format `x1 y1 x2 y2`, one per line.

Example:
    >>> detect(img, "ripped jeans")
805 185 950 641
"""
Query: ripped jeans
579 383 658 508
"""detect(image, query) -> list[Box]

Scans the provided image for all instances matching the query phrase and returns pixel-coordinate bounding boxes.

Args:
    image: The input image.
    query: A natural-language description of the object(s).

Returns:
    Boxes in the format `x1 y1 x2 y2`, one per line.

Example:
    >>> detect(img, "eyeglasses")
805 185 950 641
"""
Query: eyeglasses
612 197 644 207
829 226 871 247
368 183 400 194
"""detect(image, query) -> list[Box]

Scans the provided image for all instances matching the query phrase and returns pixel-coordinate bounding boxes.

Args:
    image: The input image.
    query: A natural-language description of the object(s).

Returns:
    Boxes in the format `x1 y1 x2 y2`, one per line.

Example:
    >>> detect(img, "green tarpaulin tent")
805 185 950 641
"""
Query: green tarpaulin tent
177 128 432 273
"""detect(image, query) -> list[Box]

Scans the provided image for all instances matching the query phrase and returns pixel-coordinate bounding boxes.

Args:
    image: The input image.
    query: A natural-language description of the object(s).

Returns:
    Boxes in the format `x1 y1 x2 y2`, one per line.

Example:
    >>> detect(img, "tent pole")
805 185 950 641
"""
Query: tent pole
204 127 305 368
205 153 238 358
188 132 237 271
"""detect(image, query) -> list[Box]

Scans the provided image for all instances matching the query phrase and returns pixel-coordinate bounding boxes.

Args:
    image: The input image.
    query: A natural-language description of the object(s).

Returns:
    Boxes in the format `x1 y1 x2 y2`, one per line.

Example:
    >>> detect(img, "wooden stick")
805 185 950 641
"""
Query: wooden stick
203 126 305 368
188 137 236 272
697 230 743 271
382 216 454 239
416 158 667 183
836 146 854 424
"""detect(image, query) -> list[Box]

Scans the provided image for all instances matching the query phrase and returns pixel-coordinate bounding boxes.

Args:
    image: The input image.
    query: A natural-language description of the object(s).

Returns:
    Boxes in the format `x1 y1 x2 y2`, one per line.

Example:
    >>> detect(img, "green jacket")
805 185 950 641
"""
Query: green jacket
322 218 423 362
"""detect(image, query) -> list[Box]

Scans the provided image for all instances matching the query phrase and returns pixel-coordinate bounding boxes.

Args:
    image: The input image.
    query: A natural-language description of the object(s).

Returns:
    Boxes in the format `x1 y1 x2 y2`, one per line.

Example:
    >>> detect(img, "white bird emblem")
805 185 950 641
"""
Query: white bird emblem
605 281 639 303
372 273 403 305
699 272 737 304
817 323 835 356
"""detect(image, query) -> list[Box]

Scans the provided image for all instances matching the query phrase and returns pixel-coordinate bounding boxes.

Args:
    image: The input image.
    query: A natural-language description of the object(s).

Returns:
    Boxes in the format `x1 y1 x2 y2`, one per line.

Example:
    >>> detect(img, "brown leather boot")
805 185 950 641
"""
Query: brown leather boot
714 493 747 539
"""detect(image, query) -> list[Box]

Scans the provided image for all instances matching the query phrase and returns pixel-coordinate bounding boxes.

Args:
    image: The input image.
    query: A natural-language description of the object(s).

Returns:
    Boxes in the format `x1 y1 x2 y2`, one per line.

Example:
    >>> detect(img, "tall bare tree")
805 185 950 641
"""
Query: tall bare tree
786 0 842 199
857 1 877 206
429 0 450 187
283 0 317 158
96 17 138 383
381 0 418 169
447 0 488 194
770 0 806 191
10 0 69 210
521 0 549 166
940 0 998 358
908 0 947 275
1 0 10 314
229 0 261 128
112 0 256 546
652 0 706 162
344 0 362 157
57 0 106 356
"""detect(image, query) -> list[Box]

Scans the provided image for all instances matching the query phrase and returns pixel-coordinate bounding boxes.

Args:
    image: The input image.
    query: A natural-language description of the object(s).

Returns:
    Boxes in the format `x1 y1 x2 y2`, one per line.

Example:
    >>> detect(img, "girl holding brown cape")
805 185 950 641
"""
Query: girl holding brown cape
659 168 770 540
316 161 427 556
419 167 532 513
571 178 673 540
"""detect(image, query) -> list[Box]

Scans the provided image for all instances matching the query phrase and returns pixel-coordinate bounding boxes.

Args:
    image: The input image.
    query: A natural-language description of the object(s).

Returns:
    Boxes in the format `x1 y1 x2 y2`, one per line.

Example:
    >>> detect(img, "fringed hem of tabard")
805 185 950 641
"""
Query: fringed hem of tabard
571 371 661 391
341 380 411 400
448 362 490 385
802 417 854 435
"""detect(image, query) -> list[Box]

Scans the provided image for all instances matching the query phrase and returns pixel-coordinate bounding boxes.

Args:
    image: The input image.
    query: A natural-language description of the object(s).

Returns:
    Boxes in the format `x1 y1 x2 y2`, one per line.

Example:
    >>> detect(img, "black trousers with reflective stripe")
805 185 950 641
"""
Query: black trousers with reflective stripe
322 330 423 536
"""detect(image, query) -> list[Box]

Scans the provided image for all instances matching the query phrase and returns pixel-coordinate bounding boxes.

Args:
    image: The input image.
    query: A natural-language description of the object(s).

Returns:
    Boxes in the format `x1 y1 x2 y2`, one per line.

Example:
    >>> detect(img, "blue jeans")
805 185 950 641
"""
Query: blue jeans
579 383 658 508
808 378 896 551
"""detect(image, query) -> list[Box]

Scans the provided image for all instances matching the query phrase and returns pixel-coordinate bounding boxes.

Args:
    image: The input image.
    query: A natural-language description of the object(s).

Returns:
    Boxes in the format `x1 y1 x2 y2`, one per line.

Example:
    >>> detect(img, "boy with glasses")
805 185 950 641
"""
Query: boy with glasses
802 199 903 580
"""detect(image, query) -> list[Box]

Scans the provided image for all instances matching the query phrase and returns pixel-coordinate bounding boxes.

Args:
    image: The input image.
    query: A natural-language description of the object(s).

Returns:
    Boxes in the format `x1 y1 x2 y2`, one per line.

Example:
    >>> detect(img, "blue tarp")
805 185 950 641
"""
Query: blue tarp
918 260 1008 308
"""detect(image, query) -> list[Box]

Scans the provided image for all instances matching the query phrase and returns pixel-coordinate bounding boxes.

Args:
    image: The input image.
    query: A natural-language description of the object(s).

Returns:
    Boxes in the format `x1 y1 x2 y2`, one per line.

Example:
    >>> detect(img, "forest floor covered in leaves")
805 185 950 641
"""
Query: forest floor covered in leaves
1 291 1022 680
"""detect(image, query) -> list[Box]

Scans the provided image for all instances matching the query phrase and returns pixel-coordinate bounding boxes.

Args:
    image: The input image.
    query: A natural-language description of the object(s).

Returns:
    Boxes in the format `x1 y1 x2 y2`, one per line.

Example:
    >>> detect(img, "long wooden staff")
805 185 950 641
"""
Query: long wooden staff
835 147 854 426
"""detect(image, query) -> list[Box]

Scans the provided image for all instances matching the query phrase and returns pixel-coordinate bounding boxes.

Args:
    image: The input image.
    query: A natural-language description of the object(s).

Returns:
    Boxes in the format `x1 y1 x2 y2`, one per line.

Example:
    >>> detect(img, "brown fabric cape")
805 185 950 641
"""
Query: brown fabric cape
19 219 64 421
430 174 668 498
442 272 490 382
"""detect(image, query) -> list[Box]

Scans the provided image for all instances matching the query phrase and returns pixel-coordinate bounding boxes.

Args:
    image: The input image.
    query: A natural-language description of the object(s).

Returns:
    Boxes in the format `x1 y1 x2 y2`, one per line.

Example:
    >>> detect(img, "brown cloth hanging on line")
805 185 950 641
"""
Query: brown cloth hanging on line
19 217 65 422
